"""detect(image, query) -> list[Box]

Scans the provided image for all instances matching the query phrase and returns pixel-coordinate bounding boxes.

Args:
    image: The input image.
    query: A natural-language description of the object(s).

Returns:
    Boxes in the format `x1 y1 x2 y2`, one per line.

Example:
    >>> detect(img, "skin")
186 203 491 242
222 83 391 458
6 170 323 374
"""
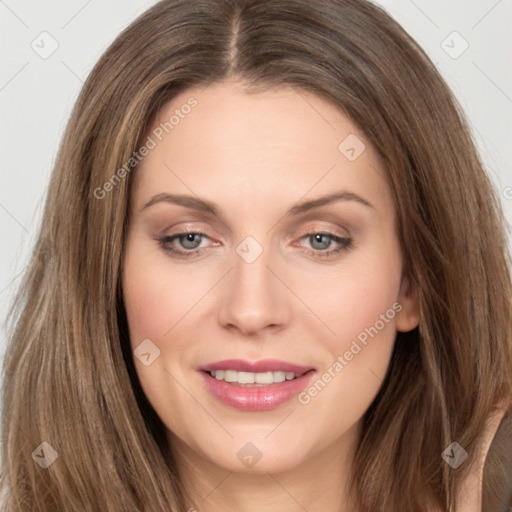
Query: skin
122 79 420 512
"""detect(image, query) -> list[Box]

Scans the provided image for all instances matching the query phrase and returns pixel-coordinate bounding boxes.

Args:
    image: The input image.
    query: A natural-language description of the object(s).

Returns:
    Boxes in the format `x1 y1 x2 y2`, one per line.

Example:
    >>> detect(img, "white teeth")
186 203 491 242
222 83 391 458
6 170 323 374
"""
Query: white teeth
237 372 255 384
208 370 302 384
273 371 286 382
256 371 275 384
224 370 237 382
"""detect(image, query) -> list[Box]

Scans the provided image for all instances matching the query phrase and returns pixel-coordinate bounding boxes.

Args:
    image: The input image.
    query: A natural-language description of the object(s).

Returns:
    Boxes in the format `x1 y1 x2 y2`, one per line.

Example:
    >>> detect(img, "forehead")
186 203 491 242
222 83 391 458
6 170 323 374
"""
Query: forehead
131 80 391 217
146 81 359 158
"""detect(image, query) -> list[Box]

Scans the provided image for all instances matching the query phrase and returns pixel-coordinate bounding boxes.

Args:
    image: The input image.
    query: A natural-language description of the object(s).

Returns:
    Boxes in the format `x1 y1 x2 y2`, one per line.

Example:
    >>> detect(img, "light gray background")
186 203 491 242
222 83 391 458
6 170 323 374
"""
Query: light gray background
1 0 511 365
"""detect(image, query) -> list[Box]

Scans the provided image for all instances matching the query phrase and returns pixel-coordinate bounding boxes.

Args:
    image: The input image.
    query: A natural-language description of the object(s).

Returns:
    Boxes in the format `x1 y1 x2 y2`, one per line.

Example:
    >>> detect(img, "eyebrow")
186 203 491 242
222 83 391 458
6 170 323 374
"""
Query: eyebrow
141 190 374 216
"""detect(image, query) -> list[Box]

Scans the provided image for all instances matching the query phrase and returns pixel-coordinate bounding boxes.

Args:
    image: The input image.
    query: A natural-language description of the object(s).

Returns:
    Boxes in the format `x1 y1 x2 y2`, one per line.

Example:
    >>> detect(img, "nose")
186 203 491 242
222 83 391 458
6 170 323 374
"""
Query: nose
216 244 291 337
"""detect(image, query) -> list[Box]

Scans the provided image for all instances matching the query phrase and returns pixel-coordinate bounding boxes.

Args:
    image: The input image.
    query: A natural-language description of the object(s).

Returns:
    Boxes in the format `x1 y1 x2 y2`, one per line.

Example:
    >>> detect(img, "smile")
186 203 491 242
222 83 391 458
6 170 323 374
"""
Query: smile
198 359 316 411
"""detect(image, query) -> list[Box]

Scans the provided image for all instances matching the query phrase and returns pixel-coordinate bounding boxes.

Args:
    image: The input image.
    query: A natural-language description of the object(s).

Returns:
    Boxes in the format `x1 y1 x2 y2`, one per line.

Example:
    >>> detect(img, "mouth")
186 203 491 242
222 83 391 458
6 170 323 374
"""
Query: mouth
198 359 316 411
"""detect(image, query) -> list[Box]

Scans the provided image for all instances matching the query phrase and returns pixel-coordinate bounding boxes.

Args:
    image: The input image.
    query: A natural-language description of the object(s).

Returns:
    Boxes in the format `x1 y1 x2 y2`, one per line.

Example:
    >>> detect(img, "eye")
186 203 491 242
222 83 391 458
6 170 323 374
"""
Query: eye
157 231 214 258
296 231 353 259
157 229 353 260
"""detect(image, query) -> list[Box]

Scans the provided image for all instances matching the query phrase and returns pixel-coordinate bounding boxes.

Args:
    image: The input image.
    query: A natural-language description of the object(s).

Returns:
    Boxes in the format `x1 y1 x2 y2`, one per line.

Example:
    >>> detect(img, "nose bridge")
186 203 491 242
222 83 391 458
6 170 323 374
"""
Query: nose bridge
234 239 272 297
216 235 289 334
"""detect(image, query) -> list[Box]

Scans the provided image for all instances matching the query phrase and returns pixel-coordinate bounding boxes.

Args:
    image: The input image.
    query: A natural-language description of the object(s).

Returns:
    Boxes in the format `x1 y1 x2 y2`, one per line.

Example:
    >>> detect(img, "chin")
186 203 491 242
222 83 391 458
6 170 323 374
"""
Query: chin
193 434 314 475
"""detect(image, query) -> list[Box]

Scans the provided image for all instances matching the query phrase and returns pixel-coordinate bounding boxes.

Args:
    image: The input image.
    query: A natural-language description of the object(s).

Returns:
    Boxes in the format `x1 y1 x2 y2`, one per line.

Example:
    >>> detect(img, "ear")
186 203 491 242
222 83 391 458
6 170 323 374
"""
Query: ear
395 275 420 332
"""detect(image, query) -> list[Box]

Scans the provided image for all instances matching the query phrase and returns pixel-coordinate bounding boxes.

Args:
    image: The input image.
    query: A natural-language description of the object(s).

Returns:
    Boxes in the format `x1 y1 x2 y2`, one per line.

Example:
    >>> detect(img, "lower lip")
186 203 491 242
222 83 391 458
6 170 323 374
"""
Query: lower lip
199 371 315 411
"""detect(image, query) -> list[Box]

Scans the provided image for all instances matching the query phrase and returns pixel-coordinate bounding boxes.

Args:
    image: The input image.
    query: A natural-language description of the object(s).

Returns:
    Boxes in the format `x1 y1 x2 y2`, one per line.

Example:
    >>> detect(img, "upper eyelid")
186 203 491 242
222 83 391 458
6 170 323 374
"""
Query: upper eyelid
162 226 348 237
159 217 353 236
147 206 360 235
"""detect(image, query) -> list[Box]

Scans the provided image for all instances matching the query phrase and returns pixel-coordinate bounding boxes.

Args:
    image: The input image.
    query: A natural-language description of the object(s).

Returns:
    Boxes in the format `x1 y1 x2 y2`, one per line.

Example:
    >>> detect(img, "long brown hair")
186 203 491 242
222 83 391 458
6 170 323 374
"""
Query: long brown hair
2 0 511 510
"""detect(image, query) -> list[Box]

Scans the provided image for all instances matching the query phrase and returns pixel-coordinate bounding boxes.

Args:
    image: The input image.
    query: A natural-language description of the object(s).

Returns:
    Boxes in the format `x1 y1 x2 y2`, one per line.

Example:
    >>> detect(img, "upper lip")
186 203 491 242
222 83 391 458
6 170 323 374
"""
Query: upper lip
199 359 314 375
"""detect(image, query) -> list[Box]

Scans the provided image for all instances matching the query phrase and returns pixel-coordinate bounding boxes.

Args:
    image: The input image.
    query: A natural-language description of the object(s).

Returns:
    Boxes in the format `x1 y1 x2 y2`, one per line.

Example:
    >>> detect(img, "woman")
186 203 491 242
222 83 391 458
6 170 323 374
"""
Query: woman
2 0 511 510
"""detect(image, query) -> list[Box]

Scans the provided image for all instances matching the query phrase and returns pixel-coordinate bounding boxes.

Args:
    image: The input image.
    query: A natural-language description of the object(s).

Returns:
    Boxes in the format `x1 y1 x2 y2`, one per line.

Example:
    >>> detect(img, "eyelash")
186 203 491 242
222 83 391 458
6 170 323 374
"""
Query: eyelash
157 229 353 260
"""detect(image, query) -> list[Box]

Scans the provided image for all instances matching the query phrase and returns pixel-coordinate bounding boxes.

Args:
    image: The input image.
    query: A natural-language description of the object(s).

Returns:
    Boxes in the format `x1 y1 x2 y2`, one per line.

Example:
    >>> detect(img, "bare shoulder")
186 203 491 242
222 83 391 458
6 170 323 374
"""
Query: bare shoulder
456 399 512 512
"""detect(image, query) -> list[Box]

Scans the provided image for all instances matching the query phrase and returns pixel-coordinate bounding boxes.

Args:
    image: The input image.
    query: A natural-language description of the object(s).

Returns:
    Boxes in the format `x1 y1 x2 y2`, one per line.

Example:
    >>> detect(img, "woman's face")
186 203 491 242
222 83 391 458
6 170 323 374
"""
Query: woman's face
122 80 419 475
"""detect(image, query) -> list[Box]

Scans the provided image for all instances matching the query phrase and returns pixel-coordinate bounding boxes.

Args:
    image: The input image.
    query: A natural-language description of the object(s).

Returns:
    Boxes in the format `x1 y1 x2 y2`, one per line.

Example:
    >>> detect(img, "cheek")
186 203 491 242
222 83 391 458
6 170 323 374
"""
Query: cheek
292 242 402 422
122 248 198 435
123 271 171 344
295 243 402 351
122 252 202 346
303 269 399 388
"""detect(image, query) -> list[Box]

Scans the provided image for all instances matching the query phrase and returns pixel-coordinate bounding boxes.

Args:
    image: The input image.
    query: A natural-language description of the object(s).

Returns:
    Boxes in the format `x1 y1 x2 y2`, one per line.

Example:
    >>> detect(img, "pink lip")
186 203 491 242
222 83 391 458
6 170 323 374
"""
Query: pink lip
198 359 316 411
